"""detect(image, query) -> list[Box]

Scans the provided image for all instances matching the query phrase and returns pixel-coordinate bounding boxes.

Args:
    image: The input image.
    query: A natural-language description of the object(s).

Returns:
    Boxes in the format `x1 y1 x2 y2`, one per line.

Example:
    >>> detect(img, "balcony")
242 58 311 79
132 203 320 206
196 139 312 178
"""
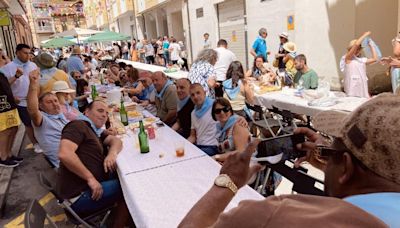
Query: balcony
35 25 54 33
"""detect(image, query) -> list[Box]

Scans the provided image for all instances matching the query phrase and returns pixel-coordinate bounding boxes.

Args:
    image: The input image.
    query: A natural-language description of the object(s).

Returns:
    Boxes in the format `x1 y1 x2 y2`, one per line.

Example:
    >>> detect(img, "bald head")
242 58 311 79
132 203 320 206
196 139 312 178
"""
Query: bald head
152 71 167 92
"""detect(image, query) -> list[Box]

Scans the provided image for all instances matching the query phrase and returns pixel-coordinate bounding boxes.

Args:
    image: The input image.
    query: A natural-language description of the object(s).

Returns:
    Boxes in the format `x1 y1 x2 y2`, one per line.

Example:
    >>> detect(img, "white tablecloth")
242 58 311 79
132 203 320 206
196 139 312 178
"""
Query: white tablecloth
117 59 188 80
117 124 263 228
255 89 368 116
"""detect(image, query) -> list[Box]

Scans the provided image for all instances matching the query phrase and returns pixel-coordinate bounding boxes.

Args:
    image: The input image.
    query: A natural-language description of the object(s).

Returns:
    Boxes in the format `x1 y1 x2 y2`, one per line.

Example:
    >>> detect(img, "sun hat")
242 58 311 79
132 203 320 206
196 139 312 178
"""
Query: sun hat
33 53 55 69
283 42 297 53
312 93 400 184
52 81 75 94
279 32 289 40
347 39 361 50
71 46 81 55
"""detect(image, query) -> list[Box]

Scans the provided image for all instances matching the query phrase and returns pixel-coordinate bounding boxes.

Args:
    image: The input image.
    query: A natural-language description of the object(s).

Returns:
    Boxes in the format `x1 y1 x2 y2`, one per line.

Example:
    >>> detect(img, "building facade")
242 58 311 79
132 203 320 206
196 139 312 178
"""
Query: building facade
50 0 87 33
26 0 55 47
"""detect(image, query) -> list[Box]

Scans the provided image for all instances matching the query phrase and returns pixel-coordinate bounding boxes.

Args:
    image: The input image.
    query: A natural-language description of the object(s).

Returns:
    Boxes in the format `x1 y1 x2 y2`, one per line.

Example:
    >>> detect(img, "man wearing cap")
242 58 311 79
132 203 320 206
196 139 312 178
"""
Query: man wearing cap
274 32 289 71
34 53 71 96
152 71 177 126
250 28 269 62
180 94 400 227
1 43 43 153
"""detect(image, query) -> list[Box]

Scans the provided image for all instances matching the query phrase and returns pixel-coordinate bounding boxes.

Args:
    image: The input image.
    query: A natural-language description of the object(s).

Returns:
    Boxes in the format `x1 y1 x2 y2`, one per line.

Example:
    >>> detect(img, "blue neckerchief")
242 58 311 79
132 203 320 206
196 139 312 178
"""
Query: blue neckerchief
13 58 29 68
222 79 241 100
42 111 68 123
137 84 155 100
194 97 213 119
40 67 57 75
155 80 173 99
177 96 190 112
216 115 238 140
77 114 103 137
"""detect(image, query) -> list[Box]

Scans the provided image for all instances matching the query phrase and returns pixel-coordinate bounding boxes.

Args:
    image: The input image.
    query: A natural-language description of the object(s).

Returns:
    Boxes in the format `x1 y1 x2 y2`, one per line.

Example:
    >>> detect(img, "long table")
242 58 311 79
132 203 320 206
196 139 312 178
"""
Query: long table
116 114 263 227
117 59 189 80
255 88 368 116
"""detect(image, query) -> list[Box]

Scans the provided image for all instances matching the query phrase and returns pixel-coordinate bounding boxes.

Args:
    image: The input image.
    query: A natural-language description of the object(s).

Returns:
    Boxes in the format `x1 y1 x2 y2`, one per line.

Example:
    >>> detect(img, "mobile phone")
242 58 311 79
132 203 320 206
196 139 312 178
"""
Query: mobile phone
254 134 306 164
156 122 165 127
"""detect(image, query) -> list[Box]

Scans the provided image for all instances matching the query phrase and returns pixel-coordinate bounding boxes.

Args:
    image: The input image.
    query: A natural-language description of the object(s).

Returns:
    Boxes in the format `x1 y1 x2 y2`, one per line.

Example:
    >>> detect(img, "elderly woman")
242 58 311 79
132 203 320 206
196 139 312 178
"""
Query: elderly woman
245 55 276 85
223 61 254 118
188 49 218 98
340 31 378 98
211 98 251 162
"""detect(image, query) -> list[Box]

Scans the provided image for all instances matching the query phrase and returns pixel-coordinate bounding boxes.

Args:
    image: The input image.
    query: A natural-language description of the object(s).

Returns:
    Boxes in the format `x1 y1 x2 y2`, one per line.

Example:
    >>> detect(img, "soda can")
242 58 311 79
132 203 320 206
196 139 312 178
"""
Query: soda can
147 126 155 139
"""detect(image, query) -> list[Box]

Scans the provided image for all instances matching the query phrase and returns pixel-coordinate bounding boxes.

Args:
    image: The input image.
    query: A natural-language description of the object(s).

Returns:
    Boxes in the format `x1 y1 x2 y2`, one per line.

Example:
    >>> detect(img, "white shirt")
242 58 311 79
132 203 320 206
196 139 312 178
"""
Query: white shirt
169 43 181 61
214 47 237 81
1 60 37 107
191 107 218 146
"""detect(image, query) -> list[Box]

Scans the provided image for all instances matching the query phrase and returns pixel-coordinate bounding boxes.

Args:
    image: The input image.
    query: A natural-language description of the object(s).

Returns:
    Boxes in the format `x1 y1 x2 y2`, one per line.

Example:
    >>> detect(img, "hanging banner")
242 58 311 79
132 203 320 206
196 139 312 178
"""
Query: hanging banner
0 10 10 26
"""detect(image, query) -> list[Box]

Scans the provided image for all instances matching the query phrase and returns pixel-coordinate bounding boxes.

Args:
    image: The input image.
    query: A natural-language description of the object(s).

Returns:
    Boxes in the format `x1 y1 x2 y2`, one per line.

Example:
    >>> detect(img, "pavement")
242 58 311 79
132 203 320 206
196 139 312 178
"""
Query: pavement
0 127 72 227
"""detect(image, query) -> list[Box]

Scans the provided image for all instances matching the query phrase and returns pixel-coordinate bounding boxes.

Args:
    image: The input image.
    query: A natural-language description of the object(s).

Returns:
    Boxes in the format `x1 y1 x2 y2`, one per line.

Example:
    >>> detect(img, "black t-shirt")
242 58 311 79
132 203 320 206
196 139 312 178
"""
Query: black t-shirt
57 120 109 199
177 99 194 138
0 72 17 113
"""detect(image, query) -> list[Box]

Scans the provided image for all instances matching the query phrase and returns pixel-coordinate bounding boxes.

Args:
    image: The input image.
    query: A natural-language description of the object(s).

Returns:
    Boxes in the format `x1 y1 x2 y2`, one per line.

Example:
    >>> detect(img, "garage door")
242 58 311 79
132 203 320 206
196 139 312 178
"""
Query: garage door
218 0 246 68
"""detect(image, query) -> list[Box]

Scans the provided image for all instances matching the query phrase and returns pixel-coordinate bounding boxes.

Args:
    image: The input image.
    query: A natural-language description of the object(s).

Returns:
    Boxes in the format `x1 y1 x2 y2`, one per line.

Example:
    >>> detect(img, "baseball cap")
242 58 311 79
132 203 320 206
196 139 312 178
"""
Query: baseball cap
312 93 400 184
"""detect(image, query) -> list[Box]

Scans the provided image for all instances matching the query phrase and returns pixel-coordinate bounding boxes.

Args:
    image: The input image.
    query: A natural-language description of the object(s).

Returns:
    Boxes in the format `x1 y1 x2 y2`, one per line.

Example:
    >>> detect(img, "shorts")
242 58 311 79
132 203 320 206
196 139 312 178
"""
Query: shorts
71 179 122 217
17 106 32 127
0 108 21 132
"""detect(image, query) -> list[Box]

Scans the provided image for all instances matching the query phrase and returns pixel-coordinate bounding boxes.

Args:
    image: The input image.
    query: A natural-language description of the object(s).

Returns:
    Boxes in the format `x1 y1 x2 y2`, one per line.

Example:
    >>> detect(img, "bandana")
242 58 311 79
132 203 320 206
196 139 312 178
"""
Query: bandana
194 96 213 119
222 79 241 100
155 80 173 99
42 111 68 124
177 96 190 112
216 115 238 140
77 114 103 137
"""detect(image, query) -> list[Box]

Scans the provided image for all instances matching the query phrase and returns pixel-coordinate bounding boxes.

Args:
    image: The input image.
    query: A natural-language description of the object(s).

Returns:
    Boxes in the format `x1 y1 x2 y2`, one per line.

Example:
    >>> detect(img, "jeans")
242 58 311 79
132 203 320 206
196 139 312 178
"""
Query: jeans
196 145 218 156
71 179 122 216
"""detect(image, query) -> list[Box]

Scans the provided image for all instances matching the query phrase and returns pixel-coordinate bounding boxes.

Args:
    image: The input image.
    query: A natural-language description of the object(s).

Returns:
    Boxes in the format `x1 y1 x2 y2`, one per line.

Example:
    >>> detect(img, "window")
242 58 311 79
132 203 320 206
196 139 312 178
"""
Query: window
196 8 203 18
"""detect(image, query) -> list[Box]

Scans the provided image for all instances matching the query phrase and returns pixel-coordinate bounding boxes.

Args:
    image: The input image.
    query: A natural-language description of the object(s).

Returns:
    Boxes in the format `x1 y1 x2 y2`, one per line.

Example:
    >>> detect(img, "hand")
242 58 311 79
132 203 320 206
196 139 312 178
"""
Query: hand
14 97 20 104
131 96 140 103
104 127 118 136
236 116 248 129
15 68 23 78
380 57 392 65
104 152 117 173
293 127 328 170
389 58 400 68
363 31 372 37
29 69 40 83
220 140 262 188
87 177 103 200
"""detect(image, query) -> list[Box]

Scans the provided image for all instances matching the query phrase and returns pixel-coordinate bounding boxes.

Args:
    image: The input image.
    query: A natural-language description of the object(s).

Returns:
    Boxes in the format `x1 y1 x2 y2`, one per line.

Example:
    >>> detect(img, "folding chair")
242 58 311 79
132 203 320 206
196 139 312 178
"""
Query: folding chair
24 199 58 228
38 172 113 228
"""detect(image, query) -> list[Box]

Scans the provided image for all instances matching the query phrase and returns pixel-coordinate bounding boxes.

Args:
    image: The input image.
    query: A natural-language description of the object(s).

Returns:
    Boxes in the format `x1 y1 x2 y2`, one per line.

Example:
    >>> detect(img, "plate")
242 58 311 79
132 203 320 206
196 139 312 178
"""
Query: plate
129 117 160 129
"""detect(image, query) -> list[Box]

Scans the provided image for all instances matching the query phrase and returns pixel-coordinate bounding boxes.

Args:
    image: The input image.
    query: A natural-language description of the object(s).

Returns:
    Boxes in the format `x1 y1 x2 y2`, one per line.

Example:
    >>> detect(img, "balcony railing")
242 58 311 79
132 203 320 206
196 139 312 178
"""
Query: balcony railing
35 25 54 33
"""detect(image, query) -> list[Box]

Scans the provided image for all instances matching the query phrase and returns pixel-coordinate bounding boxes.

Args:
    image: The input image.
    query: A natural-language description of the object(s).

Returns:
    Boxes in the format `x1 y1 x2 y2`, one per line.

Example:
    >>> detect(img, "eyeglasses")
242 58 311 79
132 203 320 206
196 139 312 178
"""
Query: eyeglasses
214 106 231 114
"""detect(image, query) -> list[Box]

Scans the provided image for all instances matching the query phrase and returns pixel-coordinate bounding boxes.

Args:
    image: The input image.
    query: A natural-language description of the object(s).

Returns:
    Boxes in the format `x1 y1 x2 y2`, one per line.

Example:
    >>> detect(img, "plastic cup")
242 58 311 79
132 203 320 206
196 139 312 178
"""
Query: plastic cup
174 140 185 157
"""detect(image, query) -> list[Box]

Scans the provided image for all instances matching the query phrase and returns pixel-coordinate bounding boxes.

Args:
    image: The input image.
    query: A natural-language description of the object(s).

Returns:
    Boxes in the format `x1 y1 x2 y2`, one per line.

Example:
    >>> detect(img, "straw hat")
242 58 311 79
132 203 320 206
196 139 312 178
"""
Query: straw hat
283 42 297 53
33 53 55 69
52 81 75 94
279 32 289 40
71 46 81 55
347 39 359 50
312 93 400 185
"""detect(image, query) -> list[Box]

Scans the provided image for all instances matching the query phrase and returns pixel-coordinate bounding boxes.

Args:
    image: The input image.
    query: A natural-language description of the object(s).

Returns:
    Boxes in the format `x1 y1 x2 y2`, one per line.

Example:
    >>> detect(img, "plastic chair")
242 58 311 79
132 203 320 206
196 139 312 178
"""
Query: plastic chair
24 199 58 228
38 172 112 228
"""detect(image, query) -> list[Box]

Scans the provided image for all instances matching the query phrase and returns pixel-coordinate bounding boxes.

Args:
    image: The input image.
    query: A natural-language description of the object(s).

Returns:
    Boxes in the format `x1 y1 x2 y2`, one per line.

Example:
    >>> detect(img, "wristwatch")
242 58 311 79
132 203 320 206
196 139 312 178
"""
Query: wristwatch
214 174 238 195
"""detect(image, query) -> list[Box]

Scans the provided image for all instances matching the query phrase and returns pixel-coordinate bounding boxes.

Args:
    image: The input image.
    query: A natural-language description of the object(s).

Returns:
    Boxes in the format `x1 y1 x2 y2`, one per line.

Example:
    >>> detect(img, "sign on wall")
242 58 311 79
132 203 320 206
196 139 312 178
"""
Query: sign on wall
287 15 294 31
0 10 10 26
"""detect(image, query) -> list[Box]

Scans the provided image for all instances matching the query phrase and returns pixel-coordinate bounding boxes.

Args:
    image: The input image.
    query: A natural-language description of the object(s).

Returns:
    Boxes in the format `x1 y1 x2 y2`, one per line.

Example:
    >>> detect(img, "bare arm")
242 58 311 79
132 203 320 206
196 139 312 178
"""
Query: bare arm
345 31 371 63
8 68 23 85
27 69 43 127
250 49 257 58
163 109 177 126
103 135 123 173
243 83 254 106
172 120 181 131
187 129 196 144
366 40 378 65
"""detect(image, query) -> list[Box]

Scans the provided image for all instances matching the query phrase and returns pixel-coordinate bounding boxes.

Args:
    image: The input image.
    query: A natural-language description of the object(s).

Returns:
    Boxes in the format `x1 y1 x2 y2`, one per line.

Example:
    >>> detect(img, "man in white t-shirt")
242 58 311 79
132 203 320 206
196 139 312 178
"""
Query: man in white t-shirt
214 39 236 97
169 38 181 65
187 83 218 156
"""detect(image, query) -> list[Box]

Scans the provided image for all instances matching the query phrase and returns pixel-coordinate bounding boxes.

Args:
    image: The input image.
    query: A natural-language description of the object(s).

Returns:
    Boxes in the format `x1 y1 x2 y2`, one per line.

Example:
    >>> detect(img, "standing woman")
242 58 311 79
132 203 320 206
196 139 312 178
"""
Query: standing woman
130 39 138 62
222 61 254 118
274 32 289 71
0 71 22 167
188 49 218 98
340 31 378 98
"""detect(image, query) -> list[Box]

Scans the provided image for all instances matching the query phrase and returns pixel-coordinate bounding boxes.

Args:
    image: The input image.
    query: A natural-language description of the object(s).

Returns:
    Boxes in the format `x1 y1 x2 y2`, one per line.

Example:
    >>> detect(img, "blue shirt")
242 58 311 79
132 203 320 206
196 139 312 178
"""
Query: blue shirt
345 192 400 227
252 36 267 61
66 55 84 74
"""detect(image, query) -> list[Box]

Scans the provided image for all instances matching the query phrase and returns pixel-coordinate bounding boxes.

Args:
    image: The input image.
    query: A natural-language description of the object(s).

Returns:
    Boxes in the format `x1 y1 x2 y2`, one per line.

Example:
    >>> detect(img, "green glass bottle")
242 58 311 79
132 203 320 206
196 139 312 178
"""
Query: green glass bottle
91 85 98 100
120 98 128 126
138 120 149 153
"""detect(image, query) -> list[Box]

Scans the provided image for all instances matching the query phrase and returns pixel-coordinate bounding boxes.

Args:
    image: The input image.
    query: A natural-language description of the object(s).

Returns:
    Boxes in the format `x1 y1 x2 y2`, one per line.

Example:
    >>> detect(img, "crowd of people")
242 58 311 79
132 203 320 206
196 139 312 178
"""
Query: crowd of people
0 26 399 227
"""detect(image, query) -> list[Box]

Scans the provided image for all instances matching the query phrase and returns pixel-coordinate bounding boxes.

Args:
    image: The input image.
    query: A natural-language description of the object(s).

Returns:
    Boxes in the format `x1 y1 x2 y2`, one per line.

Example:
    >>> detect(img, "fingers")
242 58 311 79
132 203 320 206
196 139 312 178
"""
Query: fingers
294 127 319 142
294 157 307 168
240 139 259 161
296 141 317 152
92 185 103 201
248 164 263 180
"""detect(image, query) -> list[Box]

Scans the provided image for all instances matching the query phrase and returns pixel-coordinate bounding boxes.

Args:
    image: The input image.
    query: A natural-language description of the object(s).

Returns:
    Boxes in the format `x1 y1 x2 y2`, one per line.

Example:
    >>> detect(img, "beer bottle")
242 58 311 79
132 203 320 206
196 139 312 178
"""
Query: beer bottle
120 98 128 126
138 120 149 153
91 85 98 100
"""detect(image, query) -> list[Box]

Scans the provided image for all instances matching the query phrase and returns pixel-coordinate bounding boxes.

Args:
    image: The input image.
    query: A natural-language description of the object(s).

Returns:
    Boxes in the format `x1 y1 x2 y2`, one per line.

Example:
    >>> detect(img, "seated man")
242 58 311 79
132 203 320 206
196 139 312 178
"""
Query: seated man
57 100 130 227
132 72 157 116
180 94 400 227
188 83 218 156
27 69 69 168
152 71 177 126
172 78 194 138
294 54 318 89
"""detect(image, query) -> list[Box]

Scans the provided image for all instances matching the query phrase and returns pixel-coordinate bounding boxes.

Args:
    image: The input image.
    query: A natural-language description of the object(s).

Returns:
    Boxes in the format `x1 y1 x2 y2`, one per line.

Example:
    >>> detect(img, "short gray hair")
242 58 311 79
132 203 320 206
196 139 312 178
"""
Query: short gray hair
194 49 218 65
258 28 267 36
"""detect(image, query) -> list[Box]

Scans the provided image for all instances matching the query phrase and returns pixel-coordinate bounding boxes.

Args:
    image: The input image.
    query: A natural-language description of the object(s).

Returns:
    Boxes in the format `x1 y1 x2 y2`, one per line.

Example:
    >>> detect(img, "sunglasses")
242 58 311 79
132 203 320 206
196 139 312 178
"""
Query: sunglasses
214 106 231 114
